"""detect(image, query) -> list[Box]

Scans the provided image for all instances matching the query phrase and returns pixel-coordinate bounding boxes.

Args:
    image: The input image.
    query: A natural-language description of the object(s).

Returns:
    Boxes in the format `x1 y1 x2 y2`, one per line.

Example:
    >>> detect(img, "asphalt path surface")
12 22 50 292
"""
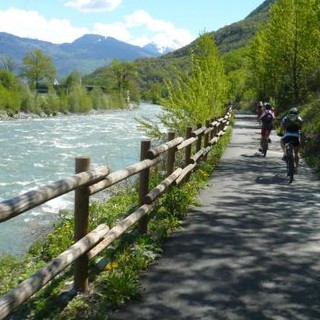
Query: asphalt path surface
111 113 320 320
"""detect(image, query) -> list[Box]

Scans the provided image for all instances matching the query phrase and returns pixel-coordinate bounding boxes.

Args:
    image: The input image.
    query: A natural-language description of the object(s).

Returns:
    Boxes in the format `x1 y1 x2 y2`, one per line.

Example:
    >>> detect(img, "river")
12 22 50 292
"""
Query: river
0 103 162 257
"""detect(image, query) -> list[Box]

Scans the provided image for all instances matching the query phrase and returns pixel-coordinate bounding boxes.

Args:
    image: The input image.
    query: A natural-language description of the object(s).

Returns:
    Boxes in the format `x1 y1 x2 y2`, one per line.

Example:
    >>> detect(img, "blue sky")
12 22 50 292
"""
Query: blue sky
0 0 265 50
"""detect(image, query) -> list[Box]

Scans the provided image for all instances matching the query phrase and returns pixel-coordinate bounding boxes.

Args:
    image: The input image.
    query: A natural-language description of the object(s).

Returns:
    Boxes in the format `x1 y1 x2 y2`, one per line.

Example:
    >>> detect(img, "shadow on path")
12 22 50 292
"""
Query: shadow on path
111 113 320 320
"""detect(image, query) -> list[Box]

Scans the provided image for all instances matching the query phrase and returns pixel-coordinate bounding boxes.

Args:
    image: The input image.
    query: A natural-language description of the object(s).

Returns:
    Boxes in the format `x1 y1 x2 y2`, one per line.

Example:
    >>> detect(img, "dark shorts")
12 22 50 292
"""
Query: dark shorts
282 135 300 146
261 127 271 137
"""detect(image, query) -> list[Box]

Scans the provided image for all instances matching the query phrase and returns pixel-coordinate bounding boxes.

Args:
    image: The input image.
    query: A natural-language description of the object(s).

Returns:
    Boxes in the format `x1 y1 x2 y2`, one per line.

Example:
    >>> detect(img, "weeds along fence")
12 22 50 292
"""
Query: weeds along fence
0 107 233 319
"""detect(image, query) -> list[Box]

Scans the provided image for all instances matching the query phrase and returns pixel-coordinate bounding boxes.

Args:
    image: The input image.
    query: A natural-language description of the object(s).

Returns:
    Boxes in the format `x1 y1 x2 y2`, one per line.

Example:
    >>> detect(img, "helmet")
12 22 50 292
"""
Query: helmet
264 102 272 110
290 107 299 114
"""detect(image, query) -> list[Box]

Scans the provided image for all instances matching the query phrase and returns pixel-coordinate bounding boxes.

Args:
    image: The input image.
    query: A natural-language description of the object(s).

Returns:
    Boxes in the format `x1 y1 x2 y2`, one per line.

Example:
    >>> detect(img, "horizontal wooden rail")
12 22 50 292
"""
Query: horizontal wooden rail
89 158 161 195
204 145 211 156
88 203 155 259
175 163 197 186
204 126 214 135
210 121 219 127
144 168 183 204
190 148 206 164
146 137 184 159
0 166 109 223
0 223 109 320
176 136 198 151
192 126 206 137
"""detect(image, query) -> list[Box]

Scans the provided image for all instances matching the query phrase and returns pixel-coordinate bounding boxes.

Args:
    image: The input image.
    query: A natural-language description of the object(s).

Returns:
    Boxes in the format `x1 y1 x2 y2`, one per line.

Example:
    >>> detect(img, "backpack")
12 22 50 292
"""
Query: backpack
261 111 274 129
283 114 302 131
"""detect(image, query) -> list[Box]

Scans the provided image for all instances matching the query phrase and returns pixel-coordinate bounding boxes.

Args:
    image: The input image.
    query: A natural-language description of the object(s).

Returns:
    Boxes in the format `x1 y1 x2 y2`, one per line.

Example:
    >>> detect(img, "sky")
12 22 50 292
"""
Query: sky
0 0 265 50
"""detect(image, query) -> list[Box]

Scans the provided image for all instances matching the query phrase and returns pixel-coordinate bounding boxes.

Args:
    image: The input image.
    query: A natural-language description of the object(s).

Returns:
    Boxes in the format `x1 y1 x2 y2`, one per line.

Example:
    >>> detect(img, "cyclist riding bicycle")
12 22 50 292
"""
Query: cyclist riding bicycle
258 102 275 152
280 107 303 172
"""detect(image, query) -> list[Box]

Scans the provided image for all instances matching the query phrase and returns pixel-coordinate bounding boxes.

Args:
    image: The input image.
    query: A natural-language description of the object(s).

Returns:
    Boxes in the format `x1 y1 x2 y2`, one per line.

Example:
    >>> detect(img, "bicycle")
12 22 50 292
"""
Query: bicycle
260 128 272 157
277 132 296 183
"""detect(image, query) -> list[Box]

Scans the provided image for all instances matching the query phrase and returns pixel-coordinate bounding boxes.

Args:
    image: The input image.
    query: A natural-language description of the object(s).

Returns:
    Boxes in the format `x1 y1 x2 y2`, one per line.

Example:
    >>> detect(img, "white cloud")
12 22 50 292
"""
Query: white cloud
64 0 122 12
0 8 195 50
0 8 88 43
93 22 131 42
93 10 195 49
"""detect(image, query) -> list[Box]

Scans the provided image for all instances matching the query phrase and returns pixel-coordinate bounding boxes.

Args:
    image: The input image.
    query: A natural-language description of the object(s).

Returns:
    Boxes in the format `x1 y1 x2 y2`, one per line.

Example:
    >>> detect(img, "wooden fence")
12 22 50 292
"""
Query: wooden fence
0 107 233 319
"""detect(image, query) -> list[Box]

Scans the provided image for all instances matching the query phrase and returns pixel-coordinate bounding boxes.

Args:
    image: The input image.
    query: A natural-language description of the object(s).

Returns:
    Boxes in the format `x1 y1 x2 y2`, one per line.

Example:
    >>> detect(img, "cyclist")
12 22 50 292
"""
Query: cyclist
280 107 303 172
256 101 264 123
258 102 275 152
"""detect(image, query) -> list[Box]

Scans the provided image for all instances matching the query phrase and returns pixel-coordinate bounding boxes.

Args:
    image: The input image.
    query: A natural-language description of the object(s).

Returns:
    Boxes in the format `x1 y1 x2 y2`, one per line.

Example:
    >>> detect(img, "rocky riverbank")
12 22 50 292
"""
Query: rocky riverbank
0 111 67 121
0 104 139 121
0 110 112 121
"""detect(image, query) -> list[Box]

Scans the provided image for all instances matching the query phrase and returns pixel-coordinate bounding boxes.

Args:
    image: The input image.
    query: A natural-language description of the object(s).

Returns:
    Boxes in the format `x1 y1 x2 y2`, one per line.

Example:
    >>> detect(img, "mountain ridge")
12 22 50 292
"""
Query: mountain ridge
164 0 276 58
0 32 164 77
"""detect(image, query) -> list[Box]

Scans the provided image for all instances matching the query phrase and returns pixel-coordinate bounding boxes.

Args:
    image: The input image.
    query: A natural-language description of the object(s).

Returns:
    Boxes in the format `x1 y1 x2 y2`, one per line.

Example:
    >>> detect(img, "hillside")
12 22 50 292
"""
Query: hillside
0 32 158 77
166 0 276 58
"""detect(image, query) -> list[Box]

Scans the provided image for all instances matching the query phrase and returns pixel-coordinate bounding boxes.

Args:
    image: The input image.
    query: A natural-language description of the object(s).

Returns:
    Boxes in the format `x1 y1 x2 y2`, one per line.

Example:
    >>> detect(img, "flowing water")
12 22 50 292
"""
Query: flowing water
0 103 162 257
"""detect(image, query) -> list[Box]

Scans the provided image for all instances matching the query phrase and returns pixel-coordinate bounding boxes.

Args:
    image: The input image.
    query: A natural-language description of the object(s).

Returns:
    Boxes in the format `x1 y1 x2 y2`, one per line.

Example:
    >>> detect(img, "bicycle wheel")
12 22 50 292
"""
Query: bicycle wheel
287 158 294 183
262 137 268 157
286 144 294 183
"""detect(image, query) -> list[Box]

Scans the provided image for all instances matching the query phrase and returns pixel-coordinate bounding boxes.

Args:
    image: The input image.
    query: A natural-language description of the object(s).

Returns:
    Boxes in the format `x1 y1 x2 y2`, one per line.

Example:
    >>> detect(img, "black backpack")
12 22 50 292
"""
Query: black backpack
283 114 302 131
261 111 274 129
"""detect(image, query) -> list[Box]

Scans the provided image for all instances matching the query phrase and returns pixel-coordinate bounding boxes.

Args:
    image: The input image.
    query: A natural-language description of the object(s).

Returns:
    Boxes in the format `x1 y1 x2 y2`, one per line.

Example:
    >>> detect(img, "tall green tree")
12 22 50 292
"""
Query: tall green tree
0 56 17 73
0 70 21 114
109 60 138 105
0 69 17 90
248 0 320 109
159 33 229 135
21 49 57 91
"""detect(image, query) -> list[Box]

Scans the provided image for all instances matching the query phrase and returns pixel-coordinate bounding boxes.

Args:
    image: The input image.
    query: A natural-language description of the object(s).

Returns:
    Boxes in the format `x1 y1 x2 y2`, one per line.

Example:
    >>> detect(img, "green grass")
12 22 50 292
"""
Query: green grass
299 98 320 174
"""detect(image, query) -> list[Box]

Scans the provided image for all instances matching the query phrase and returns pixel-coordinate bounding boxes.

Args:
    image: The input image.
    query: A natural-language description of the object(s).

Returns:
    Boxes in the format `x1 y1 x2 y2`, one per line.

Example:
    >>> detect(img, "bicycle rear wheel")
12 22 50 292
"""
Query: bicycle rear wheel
262 138 268 157
286 155 294 183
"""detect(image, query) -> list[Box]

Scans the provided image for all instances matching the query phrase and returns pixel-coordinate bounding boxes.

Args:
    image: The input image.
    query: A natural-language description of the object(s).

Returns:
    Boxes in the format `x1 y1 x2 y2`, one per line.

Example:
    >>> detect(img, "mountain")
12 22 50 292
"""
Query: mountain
142 42 174 55
165 0 276 58
0 32 161 77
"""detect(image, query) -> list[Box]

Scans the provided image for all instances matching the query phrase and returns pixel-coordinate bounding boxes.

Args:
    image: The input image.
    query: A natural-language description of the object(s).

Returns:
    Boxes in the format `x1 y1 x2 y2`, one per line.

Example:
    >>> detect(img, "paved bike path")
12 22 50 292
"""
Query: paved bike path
111 113 320 320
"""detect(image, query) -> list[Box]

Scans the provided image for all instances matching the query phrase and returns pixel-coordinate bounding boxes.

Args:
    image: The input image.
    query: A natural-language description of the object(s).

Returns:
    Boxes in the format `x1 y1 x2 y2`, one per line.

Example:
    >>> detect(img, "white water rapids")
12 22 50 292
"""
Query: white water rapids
0 103 162 256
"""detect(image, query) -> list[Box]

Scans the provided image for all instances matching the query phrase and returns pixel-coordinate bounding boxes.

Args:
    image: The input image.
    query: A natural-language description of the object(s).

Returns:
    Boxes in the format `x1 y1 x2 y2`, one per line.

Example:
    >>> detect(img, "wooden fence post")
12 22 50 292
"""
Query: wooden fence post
167 131 176 176
185 127 192 167
74 156 90 293
203 120 210 160
184 126 193 183
138 140 151 234
196 123 202 152
210 118 215 140
218 118 223 132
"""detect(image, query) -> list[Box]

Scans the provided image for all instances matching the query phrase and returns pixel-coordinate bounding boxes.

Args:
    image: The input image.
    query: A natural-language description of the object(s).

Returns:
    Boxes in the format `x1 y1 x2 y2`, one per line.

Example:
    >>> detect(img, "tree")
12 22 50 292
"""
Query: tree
0 55 17 73
159 33 229 135
0 69 17 90
0 70 21 114
21 49 57 92
248 0 320 109
223 47 252 104
109 60 138 104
